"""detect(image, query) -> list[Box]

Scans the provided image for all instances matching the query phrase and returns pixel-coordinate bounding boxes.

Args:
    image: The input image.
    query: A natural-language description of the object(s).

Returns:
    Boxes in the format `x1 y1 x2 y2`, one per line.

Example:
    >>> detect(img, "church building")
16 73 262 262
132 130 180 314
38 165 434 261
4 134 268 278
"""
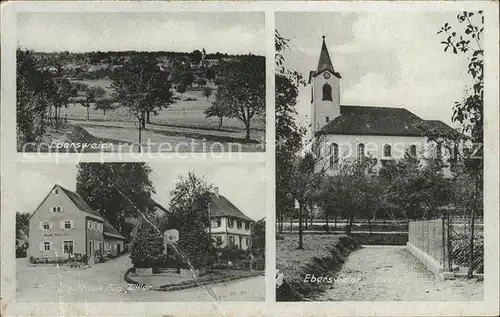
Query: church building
309 36 463 171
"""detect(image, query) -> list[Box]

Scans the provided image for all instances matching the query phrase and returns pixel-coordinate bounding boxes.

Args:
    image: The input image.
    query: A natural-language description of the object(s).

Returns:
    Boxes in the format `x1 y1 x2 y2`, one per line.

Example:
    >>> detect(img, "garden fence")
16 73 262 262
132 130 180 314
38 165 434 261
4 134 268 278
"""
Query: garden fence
408 213 484 275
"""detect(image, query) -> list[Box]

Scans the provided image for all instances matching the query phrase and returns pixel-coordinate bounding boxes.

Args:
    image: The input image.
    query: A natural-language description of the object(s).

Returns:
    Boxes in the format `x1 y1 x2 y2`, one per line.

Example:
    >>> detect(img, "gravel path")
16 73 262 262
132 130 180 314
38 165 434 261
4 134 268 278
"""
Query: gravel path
16 256 264 302
314 245 483 301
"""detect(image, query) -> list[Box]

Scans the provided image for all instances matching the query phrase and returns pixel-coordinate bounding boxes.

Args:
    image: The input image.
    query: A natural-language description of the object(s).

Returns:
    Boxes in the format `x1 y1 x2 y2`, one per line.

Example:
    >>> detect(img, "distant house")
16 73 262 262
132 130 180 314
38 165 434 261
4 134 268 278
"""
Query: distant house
28 185 126 262
209 187 254 250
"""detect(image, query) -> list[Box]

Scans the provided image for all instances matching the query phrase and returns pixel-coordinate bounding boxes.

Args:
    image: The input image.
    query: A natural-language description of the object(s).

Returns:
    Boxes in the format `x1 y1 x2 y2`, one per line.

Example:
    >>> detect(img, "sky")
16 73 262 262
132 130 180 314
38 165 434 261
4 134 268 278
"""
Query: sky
17 162 266 221
276 11 475 129
17 12 265 55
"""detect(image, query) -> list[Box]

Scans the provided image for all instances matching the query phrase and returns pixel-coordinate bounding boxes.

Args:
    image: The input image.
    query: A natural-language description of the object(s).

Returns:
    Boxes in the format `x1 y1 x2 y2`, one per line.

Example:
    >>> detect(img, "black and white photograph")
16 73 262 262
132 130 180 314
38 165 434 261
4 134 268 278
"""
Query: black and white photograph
16 12 266 153
275 11 486 301
15 162 266 302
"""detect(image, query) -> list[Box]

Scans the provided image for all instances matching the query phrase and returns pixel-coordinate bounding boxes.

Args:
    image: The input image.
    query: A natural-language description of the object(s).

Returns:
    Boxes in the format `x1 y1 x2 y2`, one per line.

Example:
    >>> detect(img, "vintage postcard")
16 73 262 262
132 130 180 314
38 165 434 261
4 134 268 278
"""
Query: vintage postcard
1 1 499 317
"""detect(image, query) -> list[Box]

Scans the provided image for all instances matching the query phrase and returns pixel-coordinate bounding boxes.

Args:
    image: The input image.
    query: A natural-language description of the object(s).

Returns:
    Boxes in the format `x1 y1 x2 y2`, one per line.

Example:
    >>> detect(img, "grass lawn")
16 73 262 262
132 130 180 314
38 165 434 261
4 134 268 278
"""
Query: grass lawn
276 234 361 300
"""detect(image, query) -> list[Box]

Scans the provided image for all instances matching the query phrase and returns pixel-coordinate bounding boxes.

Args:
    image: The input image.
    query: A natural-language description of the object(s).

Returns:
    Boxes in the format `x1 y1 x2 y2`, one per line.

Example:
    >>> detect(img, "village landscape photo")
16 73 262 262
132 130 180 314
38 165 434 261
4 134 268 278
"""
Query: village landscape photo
275 11 485 301
16 12 265 153
15 162 266 302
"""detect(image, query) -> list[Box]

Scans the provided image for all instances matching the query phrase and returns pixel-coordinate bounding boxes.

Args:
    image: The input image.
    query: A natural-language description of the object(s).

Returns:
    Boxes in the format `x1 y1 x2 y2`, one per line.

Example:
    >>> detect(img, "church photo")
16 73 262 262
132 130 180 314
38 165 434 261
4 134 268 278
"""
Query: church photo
275 11 484 302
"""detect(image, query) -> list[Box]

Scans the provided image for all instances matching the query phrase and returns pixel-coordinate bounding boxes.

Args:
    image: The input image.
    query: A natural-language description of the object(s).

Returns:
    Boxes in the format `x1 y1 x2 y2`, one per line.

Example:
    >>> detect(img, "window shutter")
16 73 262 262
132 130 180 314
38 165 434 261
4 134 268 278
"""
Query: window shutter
39 222 43 230
71 220 75 229
39 242 43 251
49 221 53 230
60 221 64 229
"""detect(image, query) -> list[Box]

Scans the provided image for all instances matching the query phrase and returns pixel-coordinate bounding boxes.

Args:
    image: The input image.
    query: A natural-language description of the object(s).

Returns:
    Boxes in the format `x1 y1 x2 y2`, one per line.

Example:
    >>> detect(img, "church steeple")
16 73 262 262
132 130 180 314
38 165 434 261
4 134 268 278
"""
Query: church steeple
316 36 340 78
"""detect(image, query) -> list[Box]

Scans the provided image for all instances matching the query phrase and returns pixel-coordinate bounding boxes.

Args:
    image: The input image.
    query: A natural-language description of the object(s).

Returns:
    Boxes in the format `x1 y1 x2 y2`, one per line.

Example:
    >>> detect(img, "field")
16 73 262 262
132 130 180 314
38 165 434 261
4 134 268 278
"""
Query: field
48 79 266 152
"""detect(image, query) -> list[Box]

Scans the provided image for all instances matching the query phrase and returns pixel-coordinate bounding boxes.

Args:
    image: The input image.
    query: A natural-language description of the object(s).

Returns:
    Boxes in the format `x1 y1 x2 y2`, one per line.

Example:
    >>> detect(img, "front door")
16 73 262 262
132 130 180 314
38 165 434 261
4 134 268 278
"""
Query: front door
239 236 242 250
117 243 121 254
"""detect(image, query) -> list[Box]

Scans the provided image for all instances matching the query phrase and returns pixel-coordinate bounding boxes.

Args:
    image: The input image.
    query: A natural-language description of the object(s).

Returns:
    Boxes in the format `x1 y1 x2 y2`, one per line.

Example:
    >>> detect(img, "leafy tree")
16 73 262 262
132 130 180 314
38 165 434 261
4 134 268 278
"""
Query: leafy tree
191 49 203 64
205 67 216 82
275 30 307 233
53 78 74 126
111 56 173 150
214 57 265 140
79 87 96 120
130 213 164 268
16 49 55 145
204 96 230 130
168 172 212 270
181 71 195 87
250 218 266 259
438 11 483 277
76 162 156 235
203 87 212 101
16 212 30 238
177 84 186 98
94 98 115 115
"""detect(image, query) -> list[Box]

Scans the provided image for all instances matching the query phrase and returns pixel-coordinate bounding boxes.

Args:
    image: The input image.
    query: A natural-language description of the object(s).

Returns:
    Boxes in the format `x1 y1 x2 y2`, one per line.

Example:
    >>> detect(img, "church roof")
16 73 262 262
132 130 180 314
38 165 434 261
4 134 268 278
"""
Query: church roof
208 193 254 222
318 105 464 138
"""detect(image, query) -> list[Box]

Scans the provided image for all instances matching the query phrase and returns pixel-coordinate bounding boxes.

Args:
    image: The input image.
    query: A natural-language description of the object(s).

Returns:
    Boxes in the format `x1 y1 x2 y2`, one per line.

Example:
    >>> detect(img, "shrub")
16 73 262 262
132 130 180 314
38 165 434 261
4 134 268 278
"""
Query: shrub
130 215 164 268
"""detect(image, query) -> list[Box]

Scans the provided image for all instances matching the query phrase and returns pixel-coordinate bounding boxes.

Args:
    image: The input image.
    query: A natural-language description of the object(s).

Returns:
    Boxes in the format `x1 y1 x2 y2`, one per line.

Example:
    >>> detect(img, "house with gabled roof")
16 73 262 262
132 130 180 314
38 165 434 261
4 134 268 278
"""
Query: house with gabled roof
28 184 126 262
309 36 466 172
209 187 254 250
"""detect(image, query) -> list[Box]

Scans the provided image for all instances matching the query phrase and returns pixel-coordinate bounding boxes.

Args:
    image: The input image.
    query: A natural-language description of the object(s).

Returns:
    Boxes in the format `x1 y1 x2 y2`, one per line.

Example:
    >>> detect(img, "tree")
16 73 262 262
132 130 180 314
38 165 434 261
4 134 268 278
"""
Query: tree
181 71 195 87
203 87 212 101
214 57 265 140
111 56 173 150
76 163 156 235
94 99 115 115
16 212 30 237
191 49 203 64
438 11 483 277
205 67 216 82
250 218 266 259
168 172 212 270
204 96 230 130
53 78 74 126
177 84 186 98
130 213 164 269
16 49 55 146
275 30 307 233
79 87 96 120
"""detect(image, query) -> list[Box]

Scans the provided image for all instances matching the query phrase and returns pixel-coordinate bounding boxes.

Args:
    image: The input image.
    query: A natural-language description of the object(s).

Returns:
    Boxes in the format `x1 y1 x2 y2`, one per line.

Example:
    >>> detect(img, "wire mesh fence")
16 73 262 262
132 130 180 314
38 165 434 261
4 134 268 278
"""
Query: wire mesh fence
408 213 484 275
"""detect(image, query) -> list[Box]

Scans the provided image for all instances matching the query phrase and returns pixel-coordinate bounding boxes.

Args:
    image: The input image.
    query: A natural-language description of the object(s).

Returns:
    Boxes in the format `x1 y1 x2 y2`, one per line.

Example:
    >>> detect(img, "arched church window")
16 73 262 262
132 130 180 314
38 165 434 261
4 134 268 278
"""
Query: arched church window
330 143 339 168
357 143 365 158
384 144 392 157
409 145 417 158
322 84 332 101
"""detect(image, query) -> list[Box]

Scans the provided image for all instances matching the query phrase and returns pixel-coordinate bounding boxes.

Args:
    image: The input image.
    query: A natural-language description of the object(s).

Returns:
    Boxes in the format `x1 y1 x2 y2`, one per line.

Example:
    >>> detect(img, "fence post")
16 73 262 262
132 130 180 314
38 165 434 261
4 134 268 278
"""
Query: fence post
447 211 452 271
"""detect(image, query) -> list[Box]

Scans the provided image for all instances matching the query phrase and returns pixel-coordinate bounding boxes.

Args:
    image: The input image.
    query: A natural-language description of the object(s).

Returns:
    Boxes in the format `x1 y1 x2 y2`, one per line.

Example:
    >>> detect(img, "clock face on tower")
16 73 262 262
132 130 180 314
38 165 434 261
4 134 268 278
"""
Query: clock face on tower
323 72 331 79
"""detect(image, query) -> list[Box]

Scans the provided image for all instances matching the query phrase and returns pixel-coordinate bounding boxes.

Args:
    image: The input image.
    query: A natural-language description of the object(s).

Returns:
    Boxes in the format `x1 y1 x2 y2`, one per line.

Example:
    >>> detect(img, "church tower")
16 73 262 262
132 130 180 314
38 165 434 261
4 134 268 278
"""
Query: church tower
309 36 341 135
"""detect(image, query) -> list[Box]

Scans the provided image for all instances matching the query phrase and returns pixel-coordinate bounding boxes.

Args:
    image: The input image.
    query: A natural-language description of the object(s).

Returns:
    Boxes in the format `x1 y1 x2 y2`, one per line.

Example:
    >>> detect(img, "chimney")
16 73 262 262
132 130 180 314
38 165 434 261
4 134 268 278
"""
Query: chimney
214 187 219 198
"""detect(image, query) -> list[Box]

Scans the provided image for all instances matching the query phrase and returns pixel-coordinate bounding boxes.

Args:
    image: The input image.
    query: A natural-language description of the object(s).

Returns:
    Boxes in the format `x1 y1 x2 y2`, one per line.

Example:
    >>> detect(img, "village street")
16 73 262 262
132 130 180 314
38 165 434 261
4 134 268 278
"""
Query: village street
314 246 483 301
16 256 265 302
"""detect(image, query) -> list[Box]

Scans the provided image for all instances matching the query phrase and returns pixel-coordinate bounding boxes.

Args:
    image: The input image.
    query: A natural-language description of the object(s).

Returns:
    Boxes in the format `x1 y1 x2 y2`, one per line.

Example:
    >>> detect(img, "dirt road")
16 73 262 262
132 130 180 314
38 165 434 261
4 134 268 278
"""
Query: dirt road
16 256 265 302
314 246 483 301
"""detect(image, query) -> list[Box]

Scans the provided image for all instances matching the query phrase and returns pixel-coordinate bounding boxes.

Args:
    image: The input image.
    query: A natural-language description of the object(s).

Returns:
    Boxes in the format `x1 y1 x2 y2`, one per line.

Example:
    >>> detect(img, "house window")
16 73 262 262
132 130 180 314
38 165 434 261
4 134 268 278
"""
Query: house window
211 218 221 228
229 236 235 245
52 206 62 212
330 143 339 168
384 144 392 157
245 222 250 231
88 220 92 230
325 116 329 123
237 220 242 229
43 241 51 251
216 236 222 244
55 189 59 194
322 83 332 101
41 221 50 230
246 238 251 247
63 241 74 255
410 145 417 158
228 219 233 228
64 221 72 229
357 143 365 158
